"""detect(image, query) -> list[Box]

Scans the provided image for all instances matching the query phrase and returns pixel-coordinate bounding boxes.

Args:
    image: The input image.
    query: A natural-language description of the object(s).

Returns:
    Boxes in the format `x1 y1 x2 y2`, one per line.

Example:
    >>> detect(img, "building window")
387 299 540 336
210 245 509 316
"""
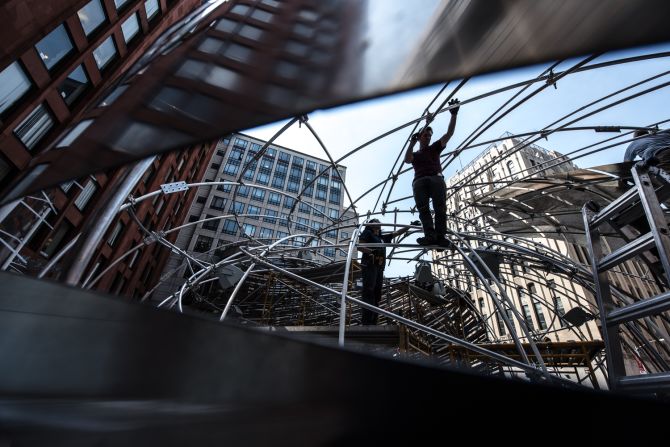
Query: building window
533 301 548 330
329 182 341 204
296 217 309 231
328 208 339 219
0 62 32 117
215 18 237 34
217 182 232 193
59 65 90 106
251 188 265 202
510 263 518 276
98 85 128 107
60 180 74 193
554 296 567 328
194 235 213 252
196 195 206 204
263 209 277 224
210 162 221 170
231 4 251 16
495 311 506 336
287 179 299 193
242 223 256 237
93 36 118 70
251 9 274 23
259 227 273 241
202 215 219 231
521 303 535 331
247 205 260 219
271 174 285 189
268 192 281 206
210 196 226 210
78 0 107 36
237 185 249 197
121 13 141 43
114 0 131 10
324 247 335 258
243 167 256 181
229 201 244 214
298 202 311 214
276 152 289 163
74 180 97 210
107 221 124 246
256 171 270 185
13 104 54 151
35 24 74 70
223 161 240 176
222 219 238 235
233 138 248 149
283 196 295 209
144 0 160 20
225 42 253 63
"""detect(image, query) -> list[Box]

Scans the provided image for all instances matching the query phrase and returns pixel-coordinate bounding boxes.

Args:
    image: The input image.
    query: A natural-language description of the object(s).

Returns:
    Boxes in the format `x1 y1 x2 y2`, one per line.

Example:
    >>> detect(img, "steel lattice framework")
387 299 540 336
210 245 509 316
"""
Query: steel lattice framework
14 46 668 391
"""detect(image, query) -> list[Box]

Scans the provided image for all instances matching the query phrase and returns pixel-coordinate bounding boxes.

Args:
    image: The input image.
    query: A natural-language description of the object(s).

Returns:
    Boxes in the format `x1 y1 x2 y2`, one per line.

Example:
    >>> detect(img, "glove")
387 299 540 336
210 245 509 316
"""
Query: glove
411 220 421 226
448 98 460 115
410 133 419 143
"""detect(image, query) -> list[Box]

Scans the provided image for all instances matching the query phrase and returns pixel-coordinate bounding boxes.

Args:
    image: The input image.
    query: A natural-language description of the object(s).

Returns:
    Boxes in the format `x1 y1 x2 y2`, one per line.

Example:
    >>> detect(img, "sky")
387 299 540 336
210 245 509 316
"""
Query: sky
243 42 670 277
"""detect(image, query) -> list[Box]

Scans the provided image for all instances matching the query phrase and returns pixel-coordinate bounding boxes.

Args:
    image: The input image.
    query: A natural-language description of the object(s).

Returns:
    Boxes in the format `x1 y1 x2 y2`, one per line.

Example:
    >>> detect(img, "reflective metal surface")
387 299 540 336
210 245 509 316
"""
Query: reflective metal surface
5 0 670 201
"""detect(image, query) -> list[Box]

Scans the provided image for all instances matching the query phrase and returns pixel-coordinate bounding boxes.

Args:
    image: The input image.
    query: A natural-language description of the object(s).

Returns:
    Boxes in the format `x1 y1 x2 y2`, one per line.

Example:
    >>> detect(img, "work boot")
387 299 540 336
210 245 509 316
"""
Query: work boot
417 234 437 246
436 236 453 249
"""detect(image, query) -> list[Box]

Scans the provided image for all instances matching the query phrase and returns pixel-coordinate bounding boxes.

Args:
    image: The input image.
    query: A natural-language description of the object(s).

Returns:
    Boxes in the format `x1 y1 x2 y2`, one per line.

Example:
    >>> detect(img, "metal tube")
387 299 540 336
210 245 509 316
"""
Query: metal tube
239 246 570 382
37 234 80 278
339 221 367 346
1 206 52 270
63 157 155 285
219 262 256 321
218 233 312 321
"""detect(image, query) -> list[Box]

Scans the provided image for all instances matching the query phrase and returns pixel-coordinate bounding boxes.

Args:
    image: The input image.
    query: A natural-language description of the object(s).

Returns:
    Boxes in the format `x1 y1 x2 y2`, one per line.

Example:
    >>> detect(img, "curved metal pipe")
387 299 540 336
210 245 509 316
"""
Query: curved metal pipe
338 220 367 346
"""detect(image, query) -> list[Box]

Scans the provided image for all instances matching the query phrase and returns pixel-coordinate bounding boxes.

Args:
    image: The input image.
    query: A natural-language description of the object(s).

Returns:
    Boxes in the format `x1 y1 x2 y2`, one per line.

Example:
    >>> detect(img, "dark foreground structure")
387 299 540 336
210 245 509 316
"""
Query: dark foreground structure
0 272 668 445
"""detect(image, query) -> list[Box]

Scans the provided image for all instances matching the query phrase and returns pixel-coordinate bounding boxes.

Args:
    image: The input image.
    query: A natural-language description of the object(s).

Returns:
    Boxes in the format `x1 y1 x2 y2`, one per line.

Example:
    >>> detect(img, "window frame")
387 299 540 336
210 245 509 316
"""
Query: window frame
58 64 90 107
121 12 142 44
35 24 75 71
92 35 119 71
0 61 33 118
78 0 108 37
13 103 55 151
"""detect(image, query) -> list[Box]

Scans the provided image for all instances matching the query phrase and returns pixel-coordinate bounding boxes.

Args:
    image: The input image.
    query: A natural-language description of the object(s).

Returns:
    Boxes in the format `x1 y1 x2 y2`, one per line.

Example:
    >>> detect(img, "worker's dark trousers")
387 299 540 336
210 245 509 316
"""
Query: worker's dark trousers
412 175 447 238
361 263 384 325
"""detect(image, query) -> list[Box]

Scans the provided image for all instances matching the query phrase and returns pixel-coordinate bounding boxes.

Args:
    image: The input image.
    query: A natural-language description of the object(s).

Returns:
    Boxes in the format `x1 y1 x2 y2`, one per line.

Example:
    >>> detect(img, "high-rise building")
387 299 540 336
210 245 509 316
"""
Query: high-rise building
435 134 665 383
153 132 356 304
0 0 208 292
